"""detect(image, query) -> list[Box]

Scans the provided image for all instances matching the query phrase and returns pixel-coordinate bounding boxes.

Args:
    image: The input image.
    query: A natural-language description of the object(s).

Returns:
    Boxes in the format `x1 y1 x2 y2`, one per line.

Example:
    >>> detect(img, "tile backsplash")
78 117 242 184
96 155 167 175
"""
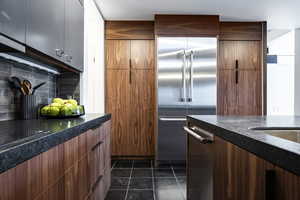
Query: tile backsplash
0 58 56 121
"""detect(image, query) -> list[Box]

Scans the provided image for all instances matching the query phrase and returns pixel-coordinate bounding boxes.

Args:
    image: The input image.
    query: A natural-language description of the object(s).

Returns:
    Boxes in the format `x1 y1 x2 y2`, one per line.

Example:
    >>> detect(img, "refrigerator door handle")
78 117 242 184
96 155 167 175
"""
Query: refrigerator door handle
188 51 194 102
181 50 187 102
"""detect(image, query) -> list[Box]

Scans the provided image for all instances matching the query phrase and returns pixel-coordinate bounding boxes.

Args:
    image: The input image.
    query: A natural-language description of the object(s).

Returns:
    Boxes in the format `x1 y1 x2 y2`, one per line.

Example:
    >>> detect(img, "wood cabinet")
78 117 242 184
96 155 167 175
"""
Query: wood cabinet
0 0 26 43
106 40 131 69
105 38 155 156
0 120 111 200
214 136 270 200
217 40 262 115
214 135 300 200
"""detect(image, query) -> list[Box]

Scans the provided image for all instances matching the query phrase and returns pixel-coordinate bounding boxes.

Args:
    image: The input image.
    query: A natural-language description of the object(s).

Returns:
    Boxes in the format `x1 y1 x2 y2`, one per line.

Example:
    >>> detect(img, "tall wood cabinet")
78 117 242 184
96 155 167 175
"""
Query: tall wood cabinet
217 22 265 115
105 22 155 156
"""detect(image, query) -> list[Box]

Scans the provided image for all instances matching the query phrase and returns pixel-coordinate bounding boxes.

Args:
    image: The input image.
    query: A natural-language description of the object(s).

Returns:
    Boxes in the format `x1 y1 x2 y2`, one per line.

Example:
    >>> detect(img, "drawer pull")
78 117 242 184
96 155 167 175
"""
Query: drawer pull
92 175 103 192
91 141 103 151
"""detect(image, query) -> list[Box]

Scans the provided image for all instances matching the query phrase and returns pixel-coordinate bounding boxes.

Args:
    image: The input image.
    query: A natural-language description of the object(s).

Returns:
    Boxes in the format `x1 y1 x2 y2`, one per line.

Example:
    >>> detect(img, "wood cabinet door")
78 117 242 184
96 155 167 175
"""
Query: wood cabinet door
237 70 262 115
106 69 131 156
130 40 155 69
272 166 300 200
236 41 261 70
106 40 130 69
130 69 155 156
214 136 268 200
217 70 238 115
218 41 237 70
219 41 261 70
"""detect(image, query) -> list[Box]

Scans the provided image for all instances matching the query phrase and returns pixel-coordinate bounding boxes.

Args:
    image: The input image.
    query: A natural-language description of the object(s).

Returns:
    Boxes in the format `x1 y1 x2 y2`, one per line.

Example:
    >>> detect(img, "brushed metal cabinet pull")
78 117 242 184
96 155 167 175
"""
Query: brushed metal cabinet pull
183 126 213 144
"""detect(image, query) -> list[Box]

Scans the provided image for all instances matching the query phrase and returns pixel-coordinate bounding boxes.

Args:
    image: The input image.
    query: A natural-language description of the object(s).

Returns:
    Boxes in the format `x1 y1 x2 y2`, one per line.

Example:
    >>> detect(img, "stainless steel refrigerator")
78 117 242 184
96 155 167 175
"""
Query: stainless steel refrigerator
156 37 217 162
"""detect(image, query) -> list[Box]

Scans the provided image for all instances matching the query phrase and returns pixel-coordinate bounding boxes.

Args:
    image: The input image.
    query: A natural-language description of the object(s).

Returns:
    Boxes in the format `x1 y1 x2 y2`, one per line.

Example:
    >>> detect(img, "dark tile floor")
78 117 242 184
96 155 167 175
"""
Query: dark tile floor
105 160 186 200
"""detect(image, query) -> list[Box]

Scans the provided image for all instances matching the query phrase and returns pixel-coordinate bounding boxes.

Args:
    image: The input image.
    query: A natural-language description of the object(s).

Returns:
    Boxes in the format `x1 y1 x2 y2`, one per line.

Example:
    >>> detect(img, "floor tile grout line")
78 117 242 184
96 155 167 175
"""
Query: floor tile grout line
171 166 186 200
124 160 134 200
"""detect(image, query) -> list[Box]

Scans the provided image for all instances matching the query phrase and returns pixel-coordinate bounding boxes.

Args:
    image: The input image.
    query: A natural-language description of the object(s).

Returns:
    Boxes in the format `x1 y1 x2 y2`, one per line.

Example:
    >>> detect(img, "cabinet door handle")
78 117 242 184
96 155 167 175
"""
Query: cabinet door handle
55 49 64 57
129 58 132 84
183 126 214 144
91 141 103 151
265 169 276 200
235 60 239 84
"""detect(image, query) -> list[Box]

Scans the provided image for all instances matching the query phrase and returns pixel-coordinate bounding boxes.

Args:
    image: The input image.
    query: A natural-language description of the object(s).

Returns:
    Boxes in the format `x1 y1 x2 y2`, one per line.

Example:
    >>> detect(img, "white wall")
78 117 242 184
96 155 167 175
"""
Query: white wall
294 29 300 115
81 0 105 113
267 31 295 115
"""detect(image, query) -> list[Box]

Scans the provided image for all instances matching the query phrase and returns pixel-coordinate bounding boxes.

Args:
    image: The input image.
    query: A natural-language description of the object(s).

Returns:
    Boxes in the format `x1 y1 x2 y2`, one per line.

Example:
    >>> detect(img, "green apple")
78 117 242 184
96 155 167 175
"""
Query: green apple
47 106 60 116
66 99 78 106
41 106 50 115
61 105 73 116
50 102 62 108
52 98 64 105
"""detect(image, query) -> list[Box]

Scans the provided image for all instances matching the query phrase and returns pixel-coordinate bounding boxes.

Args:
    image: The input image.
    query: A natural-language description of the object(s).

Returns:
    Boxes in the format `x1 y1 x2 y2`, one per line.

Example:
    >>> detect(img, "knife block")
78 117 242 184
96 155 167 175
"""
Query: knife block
21 95 37 120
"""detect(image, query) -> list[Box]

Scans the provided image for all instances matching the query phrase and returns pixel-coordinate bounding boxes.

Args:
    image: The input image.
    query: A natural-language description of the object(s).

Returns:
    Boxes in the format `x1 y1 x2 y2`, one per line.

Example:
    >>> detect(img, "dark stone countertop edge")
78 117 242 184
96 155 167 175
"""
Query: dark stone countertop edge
187 116 300 176
0 114 111 174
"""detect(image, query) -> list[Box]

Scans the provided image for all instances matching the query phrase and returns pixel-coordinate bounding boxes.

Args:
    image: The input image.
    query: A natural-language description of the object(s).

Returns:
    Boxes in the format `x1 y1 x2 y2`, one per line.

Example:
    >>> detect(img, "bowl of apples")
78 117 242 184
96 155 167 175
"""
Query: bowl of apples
40 98 85 118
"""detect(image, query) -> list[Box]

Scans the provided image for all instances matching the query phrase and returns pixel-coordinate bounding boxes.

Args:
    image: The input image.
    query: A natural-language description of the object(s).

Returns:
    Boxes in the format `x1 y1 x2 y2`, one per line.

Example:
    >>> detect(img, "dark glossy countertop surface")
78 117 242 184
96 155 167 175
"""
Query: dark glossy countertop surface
188 115 300 176
0 113 111 174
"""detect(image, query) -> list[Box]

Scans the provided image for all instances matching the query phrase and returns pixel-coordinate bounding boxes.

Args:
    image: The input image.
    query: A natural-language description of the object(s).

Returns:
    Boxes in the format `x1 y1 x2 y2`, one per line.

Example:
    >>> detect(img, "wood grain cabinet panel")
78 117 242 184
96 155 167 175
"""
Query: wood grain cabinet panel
106 69 132 156
130 69 155 156
219 22 263 41
0 123 111 200
237 70 262 115
272 166 300 200
106 40 130 69
214 136 271 200
131 40 155 69
217 70 238 115
105 21 154 40
236 41 261 70
155 15 220 36
218 41 237 70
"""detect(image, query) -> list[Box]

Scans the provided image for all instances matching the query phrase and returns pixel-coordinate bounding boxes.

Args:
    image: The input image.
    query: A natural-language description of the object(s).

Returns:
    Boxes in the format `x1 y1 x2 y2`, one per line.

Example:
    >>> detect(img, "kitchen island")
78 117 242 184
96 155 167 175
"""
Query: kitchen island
0 113 111 200
186 115 300 200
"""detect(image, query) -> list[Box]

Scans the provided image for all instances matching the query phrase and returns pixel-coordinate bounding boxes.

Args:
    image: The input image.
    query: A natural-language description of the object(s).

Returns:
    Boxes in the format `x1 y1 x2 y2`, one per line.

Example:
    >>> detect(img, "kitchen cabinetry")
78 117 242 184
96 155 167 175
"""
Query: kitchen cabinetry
65 0 84 71
27 0 84 71
105 38 155 156
27 0 65 61
217 40 262 115
0 0 26 43
214 135 300 200
0 120 111 200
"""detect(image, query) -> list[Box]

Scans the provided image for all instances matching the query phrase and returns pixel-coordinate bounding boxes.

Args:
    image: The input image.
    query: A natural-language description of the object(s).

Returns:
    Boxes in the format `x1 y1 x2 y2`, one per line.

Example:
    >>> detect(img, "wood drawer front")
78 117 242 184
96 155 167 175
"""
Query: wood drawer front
0 120 112 200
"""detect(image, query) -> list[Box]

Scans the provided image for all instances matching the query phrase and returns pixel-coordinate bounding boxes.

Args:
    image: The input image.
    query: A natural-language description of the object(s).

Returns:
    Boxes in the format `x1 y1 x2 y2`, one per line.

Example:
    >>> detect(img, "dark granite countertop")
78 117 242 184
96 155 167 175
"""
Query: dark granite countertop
0 113 111 174
188 115 300 176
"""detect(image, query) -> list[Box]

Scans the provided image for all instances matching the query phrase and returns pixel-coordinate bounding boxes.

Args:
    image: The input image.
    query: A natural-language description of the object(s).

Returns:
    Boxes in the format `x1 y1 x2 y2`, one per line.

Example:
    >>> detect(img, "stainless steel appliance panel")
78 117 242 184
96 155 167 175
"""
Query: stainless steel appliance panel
186 38 217 114
157 37 188 108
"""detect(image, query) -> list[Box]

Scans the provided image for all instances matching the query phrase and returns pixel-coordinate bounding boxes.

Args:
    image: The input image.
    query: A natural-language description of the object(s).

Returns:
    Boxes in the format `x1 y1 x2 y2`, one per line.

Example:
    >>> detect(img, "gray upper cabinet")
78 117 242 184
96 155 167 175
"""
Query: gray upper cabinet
64 0 84 71
27 0 65 61
0 0 26 43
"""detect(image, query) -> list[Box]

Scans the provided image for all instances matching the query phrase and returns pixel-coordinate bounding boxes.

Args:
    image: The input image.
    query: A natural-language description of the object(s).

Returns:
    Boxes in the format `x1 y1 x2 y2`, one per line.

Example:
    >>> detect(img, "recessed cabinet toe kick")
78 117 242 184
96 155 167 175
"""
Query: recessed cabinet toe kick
184 125 214 200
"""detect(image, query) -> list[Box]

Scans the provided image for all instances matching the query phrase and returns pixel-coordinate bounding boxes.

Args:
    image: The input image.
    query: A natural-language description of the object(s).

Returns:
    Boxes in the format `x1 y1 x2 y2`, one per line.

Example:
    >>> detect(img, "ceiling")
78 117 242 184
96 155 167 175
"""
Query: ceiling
95 0 300 30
